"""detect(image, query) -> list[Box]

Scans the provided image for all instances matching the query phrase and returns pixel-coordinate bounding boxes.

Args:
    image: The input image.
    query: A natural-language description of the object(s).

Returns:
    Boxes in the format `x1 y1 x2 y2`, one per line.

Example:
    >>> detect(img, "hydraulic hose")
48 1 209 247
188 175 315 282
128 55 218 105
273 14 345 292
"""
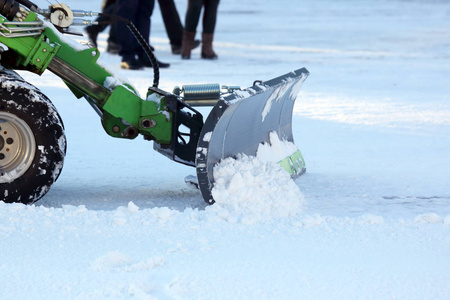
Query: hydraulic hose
0 0 20 20
98 13 160 88
14 0 38 12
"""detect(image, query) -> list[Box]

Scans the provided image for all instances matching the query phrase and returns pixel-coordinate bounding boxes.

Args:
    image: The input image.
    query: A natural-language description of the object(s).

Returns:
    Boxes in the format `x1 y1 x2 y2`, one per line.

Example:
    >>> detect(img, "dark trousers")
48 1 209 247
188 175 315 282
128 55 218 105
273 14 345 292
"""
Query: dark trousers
158 0 183 46
116 0 155 60
86 0 118 43
185 0 220 34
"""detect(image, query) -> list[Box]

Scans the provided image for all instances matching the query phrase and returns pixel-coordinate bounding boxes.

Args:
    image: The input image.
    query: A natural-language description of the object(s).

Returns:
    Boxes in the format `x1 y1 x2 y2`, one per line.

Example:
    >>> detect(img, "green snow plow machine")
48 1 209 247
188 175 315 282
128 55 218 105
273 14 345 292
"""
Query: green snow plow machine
0 1 308 204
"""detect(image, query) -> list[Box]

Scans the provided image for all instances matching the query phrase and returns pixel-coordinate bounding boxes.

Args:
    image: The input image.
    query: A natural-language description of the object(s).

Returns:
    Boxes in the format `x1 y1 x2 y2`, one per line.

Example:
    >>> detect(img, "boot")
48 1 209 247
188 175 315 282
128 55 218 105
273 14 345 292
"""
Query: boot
201 32 218 60
181 30 196 59
85 26 99 48
172 39 201 55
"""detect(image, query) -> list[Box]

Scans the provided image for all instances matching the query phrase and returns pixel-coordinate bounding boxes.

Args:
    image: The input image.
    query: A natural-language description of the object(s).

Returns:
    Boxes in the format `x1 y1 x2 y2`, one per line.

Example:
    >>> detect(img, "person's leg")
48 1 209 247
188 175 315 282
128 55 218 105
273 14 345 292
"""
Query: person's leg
106 0 121 53
158 0 183 47
135 0 155 46
184 0 203 32
201 0 220 59
134 0 170 68
85 0 118 47
107 22 121 54
116 0 140 63
202 0 219 34
181 0 203 59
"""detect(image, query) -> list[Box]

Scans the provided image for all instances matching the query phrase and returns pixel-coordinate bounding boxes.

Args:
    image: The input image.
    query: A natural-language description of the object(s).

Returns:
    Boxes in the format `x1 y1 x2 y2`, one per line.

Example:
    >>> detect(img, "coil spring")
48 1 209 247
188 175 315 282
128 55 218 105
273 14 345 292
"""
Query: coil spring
182 83 221 101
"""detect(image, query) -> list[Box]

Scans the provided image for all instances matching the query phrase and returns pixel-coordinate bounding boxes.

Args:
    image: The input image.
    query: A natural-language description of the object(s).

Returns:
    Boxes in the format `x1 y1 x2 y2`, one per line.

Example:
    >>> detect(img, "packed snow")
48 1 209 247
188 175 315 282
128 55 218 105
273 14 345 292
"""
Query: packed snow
211 153 305 224
2 0 450 299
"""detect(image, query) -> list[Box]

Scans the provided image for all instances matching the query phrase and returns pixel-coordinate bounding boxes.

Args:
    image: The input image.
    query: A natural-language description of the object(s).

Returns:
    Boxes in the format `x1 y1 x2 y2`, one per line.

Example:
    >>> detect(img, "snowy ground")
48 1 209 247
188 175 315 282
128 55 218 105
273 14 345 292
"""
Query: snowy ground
2 0 450 299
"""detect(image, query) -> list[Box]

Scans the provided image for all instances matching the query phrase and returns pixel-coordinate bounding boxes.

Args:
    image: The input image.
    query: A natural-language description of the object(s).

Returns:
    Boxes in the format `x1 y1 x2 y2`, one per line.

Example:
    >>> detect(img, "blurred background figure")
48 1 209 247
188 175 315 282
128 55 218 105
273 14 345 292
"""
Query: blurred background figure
157 0 200 55
85 0 121 54
114 0 170 70
85 0 201 66
181 0 220 60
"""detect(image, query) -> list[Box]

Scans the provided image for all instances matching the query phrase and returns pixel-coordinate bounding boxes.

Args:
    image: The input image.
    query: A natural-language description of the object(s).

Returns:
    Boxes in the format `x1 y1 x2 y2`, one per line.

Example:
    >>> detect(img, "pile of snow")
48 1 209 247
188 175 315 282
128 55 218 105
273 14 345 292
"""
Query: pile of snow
209 132 305 224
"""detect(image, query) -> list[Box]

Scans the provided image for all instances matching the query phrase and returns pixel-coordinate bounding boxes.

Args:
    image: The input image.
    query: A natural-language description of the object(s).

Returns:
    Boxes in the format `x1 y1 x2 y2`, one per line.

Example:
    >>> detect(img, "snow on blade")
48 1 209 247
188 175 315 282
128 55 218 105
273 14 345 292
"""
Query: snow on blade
209 132 305 224
256 131 299 163
261 78 293 122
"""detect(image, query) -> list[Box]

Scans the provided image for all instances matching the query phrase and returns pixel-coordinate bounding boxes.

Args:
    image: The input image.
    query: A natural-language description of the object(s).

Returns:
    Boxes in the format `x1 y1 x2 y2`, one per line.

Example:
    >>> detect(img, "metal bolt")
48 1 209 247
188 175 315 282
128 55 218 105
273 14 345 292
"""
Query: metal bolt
36 58 41 62
91 51 97 57
141 119 156 129
112 125 120 133
126 127 136 137
43 48 47 53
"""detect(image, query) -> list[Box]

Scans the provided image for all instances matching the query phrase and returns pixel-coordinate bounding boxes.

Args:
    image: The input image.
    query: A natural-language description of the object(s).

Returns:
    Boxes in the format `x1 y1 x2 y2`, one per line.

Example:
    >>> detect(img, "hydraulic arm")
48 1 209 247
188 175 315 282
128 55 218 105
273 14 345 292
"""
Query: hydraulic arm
0 0 206 165
1 2 172 142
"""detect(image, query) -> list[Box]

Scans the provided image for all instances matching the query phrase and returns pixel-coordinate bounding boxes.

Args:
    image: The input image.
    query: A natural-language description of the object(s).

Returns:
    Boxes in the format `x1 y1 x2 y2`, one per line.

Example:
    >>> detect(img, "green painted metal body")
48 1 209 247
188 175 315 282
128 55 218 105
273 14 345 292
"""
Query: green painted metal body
278 150 306 177
0 13 57 73
0 11 172 144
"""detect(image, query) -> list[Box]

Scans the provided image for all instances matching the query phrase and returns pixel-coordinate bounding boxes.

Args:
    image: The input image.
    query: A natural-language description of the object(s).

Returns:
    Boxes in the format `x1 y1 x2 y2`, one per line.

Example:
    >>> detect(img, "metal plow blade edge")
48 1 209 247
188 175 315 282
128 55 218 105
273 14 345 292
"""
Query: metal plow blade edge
196 68 309 204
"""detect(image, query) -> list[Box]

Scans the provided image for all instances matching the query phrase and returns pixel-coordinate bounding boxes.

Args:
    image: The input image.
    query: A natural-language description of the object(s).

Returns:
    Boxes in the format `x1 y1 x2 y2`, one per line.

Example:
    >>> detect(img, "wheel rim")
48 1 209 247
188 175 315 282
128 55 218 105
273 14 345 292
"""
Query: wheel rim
0 111 36 183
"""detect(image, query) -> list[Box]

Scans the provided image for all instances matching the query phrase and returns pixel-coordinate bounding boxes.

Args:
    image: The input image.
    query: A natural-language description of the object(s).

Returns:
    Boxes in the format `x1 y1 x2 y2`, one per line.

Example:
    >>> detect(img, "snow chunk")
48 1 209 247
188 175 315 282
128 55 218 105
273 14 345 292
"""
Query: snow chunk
62 205 88 214
414 213 442 224
297 214 326 227
103 76 122 91
127 201 140 213
209 154 305 224
148 207 175 221
358 214 385 225
257 131 298 163
103 76 140 97
231 89 252 100
146 93 161 104
112 203 140 225
203 131 213 142
444 215 450 226
91 251 131 272
91 252 165 272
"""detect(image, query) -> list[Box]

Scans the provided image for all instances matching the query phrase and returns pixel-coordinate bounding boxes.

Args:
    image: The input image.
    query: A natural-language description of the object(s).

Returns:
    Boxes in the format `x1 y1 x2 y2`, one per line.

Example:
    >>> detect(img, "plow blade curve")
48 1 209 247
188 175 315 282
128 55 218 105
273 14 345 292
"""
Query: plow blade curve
196 68 309 204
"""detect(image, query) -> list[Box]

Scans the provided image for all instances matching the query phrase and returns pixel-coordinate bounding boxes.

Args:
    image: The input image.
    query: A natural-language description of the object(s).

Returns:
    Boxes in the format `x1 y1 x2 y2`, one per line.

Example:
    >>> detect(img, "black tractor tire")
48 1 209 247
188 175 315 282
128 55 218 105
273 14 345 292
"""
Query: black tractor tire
0 68 66 204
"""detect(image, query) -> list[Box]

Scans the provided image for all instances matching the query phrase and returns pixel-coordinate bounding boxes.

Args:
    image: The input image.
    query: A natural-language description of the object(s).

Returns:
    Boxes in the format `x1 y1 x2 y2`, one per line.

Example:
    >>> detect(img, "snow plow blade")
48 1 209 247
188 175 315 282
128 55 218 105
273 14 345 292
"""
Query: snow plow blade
196 68 309 204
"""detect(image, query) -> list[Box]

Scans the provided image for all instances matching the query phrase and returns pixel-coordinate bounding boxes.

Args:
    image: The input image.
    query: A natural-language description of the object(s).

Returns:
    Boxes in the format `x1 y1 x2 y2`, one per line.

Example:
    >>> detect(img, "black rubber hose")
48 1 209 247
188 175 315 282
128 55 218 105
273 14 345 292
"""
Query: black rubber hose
14 0 38 12
98 13 160 88
0 0 20 20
